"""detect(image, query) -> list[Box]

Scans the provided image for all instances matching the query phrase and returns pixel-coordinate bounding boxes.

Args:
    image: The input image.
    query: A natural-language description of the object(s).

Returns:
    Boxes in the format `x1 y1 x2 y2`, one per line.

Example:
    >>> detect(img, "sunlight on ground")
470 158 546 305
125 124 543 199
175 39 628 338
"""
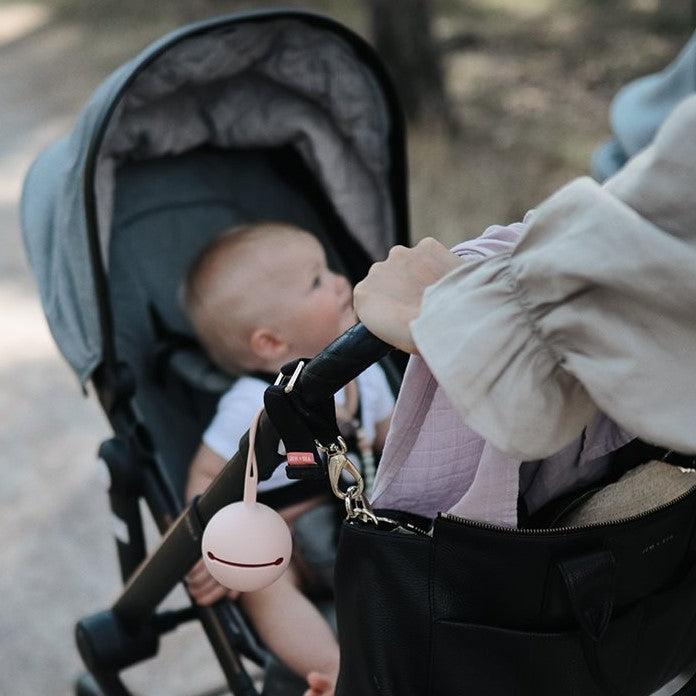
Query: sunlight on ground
447 51 526 101
0 148 34 205
631 0 659 12
469 0 558 20
0 285 56 362
0 117 72 205
0 3 52 46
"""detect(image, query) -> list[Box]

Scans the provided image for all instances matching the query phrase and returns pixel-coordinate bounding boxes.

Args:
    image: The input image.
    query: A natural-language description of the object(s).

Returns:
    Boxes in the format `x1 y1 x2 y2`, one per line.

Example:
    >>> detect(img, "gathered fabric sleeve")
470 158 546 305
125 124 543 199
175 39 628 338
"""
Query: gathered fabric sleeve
412 94 696 460
450 219 528 260
370 218 528 522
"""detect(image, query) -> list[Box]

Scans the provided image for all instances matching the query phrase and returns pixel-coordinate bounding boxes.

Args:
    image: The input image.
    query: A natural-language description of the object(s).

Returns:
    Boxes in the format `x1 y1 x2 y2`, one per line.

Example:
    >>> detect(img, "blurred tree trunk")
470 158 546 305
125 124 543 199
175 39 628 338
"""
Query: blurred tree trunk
364 0 456 132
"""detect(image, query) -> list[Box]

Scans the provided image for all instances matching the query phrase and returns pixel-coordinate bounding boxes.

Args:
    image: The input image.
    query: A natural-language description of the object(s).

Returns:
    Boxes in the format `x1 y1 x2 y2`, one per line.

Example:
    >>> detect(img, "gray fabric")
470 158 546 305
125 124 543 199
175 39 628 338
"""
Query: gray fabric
592 29 696 181
413 94 696 459
97 22 394 264
20 17 395 385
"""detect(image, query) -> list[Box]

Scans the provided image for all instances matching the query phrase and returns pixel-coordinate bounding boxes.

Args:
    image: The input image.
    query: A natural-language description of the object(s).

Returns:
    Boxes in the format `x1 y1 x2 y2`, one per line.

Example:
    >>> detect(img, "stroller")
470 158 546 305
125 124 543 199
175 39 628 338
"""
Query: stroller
20 9 408 696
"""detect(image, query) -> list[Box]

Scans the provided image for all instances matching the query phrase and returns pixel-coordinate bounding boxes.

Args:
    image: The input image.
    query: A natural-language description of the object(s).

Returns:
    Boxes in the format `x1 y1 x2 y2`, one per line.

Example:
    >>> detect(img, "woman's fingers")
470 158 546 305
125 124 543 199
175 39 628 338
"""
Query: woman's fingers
354 238 461 353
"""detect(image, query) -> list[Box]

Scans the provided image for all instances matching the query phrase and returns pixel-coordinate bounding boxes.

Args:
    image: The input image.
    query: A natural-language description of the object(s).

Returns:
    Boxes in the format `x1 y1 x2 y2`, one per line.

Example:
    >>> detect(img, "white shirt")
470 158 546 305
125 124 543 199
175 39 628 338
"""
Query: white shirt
203 363 395 492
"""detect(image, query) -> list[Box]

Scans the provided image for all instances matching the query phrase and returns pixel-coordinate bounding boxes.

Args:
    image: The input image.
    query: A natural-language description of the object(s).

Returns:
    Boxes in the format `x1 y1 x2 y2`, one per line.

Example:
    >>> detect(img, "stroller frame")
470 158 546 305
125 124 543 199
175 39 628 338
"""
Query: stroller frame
75 392 277 696
75 324 394 696
21 9 408 696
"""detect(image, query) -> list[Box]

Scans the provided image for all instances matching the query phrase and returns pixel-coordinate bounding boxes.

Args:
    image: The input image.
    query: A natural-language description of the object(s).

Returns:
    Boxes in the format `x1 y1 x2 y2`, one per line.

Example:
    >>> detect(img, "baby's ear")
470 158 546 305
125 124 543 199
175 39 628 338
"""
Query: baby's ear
249 328 287 363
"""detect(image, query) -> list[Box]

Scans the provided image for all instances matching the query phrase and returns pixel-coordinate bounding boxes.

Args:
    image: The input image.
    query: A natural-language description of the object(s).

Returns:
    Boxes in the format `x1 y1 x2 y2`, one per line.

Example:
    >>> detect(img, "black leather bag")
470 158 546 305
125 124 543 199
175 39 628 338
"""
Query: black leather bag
333 487 696 696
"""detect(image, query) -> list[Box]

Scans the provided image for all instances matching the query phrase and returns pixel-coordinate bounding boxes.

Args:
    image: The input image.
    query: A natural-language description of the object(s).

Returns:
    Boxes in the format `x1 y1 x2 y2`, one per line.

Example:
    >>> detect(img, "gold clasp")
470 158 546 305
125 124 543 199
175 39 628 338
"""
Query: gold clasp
317 437 380 524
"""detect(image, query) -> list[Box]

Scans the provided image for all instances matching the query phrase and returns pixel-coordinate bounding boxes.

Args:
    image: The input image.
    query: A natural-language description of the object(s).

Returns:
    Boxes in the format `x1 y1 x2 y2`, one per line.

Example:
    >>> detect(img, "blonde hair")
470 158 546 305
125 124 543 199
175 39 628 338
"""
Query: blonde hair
180 222 310 374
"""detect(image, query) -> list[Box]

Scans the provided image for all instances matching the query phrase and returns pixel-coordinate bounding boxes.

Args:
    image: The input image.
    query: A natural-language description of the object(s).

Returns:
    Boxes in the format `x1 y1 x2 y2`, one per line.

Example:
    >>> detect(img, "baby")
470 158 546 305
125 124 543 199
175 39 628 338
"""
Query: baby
181 221 394 696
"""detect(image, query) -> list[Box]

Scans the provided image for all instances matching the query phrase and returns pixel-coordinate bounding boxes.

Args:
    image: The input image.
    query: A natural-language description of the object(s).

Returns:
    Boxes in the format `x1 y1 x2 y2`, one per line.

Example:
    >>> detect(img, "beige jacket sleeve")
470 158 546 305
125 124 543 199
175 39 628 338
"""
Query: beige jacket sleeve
412 95 696 460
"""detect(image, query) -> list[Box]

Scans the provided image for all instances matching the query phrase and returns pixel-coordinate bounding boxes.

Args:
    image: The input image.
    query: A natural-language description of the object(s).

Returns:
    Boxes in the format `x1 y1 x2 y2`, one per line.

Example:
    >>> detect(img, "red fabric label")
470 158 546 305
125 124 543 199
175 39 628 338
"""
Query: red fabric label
286 452 316 466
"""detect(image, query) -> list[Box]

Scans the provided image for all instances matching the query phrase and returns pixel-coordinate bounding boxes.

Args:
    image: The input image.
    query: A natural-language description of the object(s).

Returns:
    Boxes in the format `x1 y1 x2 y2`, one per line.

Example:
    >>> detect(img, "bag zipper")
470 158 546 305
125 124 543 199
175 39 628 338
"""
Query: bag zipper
440 483 696 535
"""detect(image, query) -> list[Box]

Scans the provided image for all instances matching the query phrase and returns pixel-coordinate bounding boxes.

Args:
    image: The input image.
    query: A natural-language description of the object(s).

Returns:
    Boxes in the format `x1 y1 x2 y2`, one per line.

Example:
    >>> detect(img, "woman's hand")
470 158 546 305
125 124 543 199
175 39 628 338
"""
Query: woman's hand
354 237 461 353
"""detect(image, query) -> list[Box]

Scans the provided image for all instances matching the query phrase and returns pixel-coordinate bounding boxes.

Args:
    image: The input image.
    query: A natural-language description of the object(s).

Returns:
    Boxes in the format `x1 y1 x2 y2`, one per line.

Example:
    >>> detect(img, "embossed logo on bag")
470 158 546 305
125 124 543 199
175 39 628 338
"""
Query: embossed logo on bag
641 533 675 555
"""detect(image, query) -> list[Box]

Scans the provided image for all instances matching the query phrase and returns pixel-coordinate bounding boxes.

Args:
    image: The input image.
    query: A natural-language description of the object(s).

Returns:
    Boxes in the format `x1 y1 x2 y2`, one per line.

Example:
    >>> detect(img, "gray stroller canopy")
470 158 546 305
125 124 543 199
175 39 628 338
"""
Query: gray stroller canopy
21 12 405 386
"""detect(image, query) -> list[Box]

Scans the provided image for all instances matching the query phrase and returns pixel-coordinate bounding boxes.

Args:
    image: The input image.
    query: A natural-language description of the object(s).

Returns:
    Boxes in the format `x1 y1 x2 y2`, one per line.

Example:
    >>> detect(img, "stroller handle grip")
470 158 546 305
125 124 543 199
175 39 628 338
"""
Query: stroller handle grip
294 323 393 401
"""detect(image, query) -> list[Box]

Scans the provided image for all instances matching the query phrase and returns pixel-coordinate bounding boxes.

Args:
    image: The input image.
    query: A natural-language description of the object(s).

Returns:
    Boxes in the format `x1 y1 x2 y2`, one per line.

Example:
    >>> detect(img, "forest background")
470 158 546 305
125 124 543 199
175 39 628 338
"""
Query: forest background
38 0 696 241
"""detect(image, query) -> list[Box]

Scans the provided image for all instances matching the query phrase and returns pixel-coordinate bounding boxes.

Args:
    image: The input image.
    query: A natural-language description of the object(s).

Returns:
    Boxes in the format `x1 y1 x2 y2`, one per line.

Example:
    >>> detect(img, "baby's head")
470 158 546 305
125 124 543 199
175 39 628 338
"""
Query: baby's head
181 222 356 375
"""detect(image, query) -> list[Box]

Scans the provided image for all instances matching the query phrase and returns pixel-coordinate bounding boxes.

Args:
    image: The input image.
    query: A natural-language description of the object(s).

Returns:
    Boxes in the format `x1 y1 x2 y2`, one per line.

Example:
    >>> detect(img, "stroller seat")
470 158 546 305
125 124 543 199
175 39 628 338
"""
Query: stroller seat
110 144 357 502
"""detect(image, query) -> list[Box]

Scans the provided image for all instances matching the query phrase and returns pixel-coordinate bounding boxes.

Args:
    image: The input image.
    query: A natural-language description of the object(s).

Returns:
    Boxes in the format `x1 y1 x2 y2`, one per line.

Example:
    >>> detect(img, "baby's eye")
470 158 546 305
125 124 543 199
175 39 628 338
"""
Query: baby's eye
311 275 322 289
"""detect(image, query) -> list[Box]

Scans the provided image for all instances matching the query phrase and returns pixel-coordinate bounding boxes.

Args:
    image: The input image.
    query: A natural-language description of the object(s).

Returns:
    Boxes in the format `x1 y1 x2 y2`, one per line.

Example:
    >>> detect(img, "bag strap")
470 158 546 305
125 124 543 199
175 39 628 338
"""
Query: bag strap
263 358 343 482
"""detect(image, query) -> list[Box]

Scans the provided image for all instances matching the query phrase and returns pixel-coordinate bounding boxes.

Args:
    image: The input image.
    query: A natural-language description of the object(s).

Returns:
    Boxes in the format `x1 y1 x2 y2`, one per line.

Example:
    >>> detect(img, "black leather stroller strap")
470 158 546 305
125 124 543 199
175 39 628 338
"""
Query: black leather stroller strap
264 377 337 481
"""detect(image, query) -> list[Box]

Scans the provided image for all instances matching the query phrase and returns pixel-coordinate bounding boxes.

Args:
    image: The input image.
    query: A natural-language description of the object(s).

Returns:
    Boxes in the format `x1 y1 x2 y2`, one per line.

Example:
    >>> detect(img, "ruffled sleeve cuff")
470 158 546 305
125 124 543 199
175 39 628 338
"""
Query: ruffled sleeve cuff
412 150 696 459
411 243 596 461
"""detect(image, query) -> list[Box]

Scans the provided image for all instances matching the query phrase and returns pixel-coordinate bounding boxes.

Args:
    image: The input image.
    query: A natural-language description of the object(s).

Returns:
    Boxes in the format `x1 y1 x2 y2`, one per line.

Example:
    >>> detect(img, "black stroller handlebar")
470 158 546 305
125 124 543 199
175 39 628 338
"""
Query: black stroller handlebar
291 322 393 403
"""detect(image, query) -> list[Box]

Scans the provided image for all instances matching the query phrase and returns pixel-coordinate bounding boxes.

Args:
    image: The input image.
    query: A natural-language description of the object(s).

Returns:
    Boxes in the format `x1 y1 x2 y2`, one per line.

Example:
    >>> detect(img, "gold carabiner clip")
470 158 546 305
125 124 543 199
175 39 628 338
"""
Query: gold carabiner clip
317 437 385 525
316 436 364 501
